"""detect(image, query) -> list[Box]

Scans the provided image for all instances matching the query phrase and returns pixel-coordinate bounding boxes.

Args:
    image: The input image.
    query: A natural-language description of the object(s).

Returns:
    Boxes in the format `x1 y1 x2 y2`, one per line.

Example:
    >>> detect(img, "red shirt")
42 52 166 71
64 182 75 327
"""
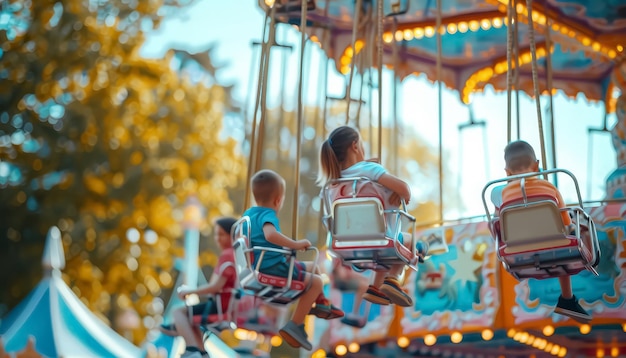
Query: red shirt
215 247 236 311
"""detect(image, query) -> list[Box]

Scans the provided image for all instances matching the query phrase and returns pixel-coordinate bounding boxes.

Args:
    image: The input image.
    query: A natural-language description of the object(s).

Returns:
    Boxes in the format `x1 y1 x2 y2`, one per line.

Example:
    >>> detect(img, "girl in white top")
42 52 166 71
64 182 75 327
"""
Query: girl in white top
317 125 413 307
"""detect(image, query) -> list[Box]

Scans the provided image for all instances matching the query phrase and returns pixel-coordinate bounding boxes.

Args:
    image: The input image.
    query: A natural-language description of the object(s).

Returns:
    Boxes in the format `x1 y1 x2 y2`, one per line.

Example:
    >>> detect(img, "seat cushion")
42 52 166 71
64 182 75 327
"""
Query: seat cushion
257 272 306 290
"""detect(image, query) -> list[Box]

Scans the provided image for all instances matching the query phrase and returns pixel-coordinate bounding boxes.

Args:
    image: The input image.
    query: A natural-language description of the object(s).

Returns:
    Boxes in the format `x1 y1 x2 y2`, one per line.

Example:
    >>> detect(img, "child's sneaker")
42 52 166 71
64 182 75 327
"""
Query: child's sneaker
380 277 413 307
554 295 591 324
341 313 367 328
363 285 391 305
309 297 344 319
279 320 312 351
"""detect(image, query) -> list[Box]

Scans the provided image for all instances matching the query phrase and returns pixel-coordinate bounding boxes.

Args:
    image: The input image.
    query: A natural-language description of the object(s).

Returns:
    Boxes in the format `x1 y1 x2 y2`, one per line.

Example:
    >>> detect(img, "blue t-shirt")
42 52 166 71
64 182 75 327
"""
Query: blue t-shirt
242 206 286 270
490 184 505 211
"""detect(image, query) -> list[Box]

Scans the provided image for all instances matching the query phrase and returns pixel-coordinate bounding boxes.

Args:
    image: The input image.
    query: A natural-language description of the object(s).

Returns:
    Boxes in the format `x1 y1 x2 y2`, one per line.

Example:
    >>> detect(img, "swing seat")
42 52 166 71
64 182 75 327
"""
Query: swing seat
168 286 240 336
492 194 600 281
188 289 240 333
236 294 287 336
231 216 317 305
322 177 425 272
482 169 601 281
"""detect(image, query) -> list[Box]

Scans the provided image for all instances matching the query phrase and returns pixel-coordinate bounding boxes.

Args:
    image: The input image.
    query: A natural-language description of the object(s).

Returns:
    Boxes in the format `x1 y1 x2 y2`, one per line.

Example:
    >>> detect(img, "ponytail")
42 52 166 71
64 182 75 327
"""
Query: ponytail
316 126 360 186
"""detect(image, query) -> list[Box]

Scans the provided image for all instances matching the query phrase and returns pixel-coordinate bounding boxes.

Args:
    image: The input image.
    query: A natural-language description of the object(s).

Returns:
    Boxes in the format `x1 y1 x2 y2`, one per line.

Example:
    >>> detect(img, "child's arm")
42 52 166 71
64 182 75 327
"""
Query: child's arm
178 273 228 299
263 223 311 250
378 173 411 205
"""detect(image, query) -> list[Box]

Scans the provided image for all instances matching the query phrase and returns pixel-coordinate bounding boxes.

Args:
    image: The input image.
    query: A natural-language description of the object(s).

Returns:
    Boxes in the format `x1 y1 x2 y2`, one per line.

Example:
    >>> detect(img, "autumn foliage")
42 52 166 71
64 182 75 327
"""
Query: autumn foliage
0 0 246 341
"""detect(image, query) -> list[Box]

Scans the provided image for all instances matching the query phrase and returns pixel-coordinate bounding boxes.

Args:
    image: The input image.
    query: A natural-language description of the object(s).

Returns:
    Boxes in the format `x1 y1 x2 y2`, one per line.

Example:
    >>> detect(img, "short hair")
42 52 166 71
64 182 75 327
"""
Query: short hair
251 169 285 205
215 217 237 236
504 140 537 171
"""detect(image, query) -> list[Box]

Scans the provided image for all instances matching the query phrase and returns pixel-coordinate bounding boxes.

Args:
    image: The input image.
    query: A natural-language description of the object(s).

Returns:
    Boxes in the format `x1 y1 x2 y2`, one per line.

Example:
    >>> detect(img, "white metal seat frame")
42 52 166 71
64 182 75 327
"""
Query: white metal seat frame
322 177 422 272
231 216 318 305
481 168 600 281
190 290 284 337
183 287 240 333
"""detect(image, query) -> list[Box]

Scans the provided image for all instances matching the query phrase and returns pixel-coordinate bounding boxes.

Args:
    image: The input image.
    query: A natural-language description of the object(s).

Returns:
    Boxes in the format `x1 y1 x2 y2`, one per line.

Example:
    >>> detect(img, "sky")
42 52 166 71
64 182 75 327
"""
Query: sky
141 0 618 221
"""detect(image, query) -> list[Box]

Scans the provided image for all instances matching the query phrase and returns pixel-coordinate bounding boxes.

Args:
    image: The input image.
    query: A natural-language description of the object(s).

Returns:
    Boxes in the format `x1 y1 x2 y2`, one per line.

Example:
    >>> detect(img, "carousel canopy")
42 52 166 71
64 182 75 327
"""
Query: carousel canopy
0 227 143 358
266 0 626 108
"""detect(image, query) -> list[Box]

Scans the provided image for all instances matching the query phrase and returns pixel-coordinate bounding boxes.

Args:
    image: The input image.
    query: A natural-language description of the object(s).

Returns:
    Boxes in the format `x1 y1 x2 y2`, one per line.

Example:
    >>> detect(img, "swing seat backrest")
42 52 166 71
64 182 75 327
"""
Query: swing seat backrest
326 178 389 244
233 236 254 288
332 197 387 244
329 178 388 202
323 178 419 271
499 195 570 254
231 216 311 305
496 194 599 280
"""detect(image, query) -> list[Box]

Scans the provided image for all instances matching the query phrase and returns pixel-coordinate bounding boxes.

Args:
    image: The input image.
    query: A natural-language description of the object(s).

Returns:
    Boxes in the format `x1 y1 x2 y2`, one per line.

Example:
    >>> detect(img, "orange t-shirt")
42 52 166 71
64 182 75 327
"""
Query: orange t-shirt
501 177 571 225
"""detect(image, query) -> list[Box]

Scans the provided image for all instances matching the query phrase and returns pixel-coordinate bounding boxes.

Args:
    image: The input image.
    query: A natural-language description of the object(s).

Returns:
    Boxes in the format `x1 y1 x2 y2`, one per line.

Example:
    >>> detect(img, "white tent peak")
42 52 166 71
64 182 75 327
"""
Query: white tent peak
41 226 65 273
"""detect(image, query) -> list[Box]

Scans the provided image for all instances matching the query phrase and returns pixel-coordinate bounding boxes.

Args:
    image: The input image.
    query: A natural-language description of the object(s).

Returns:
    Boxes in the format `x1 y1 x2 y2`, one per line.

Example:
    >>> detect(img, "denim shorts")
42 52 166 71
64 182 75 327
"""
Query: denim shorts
260 260 306 281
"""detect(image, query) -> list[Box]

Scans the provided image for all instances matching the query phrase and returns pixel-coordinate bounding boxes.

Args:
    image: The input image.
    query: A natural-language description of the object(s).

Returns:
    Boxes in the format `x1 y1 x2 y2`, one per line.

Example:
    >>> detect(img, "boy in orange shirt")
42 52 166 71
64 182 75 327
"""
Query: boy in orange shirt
498 140 591 323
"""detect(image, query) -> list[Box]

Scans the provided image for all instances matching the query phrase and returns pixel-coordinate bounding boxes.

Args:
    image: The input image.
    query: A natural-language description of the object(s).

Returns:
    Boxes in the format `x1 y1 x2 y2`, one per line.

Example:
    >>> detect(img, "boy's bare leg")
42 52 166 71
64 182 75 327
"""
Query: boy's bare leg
279 272 322 351
291 272 323 324
559 276 573 299
295 262 344 320
339 271 371 328
352 273 369 312
173 306 204 351
387 264 404 279
372 271 386 287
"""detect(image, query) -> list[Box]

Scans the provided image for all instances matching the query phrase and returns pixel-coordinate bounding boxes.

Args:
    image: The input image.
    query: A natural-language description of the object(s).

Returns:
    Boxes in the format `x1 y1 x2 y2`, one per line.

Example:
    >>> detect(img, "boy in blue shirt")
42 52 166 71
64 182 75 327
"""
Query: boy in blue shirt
243 169 343 351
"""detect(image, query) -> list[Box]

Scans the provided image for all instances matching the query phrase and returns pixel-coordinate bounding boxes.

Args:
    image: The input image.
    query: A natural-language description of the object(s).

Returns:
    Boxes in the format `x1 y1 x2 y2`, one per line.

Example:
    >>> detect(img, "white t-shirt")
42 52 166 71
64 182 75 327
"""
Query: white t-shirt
341 161 386 181
340 161 396 208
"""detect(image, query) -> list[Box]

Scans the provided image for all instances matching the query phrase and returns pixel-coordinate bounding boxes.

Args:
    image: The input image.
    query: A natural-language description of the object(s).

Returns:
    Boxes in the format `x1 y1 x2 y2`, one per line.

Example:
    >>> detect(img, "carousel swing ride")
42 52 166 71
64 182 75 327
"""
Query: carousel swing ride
173 0 626 357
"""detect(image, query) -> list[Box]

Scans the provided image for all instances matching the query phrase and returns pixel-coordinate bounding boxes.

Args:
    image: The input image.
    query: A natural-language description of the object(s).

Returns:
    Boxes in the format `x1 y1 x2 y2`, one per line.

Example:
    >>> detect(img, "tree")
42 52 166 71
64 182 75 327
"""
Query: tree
0 0 246 342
